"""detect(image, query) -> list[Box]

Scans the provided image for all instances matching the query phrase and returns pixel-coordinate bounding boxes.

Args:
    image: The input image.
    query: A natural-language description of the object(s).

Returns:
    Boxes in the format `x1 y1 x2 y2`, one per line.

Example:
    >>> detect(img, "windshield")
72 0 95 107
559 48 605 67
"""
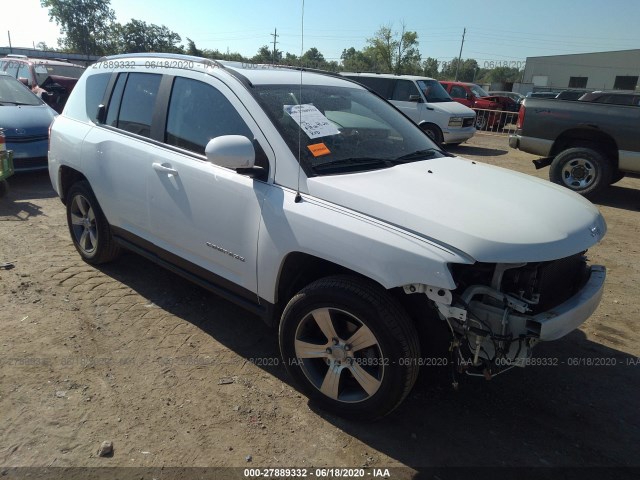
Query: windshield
417 80 452 103
253 84 445 176
0 75 43 106
34 63 85 84
470 84 489 98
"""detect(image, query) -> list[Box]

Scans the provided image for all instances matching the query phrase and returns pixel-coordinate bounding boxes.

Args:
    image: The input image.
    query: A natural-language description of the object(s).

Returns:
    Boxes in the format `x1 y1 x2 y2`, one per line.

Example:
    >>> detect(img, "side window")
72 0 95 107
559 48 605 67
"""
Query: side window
85 73 111 121
391 80 420 101
113 73 162 138
165 77 252 155
351 77 393 99
17 64 31 85
450 86 467 99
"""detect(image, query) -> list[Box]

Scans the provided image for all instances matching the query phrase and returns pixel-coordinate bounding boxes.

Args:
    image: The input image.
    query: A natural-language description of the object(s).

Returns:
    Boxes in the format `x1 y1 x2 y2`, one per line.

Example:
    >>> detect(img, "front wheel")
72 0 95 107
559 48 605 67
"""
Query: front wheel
279 276 420 420
549 147 612 197
66 180 121 264
421 124 443 146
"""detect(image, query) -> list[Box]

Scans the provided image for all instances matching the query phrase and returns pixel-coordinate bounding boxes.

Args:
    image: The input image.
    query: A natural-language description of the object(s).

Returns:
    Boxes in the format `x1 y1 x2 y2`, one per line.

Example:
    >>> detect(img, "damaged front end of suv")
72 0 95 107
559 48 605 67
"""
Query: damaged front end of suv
406 251 606 379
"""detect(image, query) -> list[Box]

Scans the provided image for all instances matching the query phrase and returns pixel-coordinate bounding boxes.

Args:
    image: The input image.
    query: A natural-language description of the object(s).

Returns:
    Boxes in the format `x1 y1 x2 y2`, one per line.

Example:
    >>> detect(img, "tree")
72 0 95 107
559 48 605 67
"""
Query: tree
186 38 202 57
118 19 183 54
365 23 421 74
422 57 439 78
486 66 521 83
340 47 376 72
440 58 479 82
300 47 325 69
41 0 117 56
251 45 281 64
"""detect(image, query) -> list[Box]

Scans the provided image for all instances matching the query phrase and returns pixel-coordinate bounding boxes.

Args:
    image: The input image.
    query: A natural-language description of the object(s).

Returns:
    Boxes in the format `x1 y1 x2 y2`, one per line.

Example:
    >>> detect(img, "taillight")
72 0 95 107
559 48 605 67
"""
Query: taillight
516 105 525 130
0 128 6 156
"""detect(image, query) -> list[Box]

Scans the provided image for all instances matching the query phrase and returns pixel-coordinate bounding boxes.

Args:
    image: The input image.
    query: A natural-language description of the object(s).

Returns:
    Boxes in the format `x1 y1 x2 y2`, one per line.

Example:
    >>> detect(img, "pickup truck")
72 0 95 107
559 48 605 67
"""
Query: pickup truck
509 97 640 196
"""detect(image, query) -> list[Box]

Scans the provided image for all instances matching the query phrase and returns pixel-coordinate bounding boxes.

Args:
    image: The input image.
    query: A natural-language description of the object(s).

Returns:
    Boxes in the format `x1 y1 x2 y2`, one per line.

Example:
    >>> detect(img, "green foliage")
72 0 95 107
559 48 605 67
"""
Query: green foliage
364 23 421 74
439 58 479 82
252 45 282 64
117 20 182 54
422 57 439 78
41 0 117 56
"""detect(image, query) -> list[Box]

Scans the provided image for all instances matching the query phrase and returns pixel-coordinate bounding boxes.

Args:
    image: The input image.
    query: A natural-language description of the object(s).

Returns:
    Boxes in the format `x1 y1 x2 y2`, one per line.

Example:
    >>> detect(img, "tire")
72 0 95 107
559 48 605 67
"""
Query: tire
475 113 488 130
549 147 612 197
279 275 420 420
421 124 443 146
0 180 8 198
66 180 121 264
446 142 462 147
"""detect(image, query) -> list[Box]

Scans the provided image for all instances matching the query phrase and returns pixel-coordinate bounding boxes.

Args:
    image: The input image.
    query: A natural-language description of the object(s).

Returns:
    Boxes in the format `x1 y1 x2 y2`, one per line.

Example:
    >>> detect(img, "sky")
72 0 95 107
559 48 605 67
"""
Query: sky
4 0 640 68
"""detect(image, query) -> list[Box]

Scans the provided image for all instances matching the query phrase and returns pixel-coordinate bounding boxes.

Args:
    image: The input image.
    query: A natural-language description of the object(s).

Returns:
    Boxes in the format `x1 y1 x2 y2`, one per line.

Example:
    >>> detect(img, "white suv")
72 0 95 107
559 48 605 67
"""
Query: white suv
49 53 607 419
341 73 477 145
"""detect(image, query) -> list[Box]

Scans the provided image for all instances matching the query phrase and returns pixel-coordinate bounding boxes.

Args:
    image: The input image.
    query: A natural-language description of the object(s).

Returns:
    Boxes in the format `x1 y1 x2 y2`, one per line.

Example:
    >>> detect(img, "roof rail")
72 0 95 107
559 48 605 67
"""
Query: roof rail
97 52 225 70
6 54 28 59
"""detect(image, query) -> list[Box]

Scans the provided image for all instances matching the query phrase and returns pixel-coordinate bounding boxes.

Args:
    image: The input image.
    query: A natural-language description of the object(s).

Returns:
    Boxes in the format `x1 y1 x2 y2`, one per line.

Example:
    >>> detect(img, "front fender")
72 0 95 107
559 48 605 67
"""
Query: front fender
256 186 474 303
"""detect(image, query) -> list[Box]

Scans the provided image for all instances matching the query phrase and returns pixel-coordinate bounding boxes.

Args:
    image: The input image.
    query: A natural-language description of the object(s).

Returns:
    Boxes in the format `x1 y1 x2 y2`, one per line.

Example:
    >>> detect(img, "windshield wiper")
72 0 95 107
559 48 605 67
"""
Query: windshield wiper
393 148 440 162
313 157 392 172
0 100 34 106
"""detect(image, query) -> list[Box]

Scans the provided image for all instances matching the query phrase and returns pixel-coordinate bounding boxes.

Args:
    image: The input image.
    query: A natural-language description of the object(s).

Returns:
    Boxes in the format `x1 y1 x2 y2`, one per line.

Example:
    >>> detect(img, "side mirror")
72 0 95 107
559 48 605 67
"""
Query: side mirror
408 94 422 103
18 77 29 87
205 135 255 170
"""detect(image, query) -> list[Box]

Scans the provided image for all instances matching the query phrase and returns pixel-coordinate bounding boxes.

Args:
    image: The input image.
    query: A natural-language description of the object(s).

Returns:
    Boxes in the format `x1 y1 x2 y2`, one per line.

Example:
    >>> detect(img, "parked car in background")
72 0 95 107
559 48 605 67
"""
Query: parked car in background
578 90 640 106
0 72 57 171
510 96 640 196
341 73 476 145
0 55 85 113
488 90 525 106
440 81 518 129
555 90 589 101
525 91 558 99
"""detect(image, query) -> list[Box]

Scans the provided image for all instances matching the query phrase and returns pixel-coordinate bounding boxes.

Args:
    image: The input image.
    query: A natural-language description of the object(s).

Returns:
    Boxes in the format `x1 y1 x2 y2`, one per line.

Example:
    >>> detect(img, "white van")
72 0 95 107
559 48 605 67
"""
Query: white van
341 73 476 145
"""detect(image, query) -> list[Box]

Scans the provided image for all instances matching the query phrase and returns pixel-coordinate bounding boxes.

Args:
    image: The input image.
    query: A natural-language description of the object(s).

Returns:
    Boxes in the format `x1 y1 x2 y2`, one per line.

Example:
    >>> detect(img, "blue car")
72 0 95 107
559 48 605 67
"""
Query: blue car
0 72 57 171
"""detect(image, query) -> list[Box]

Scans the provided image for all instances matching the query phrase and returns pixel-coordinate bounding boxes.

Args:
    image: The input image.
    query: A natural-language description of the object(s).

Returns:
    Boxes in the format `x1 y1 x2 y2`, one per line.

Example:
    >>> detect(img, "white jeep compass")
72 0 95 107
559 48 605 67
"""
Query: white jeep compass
48 53 607 419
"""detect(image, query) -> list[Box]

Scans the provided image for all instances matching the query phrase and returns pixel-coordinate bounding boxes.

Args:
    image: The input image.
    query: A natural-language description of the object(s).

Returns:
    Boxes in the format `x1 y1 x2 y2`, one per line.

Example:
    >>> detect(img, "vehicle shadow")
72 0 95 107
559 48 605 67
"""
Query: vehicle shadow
95 253 639 476
594 183 640 211
1 171 57 201
444 143 509 157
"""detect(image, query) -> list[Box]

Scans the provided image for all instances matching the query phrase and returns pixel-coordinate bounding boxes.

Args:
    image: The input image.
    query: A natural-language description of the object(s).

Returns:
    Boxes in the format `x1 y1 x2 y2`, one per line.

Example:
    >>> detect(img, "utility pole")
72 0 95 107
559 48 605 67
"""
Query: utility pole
454 27 466 81
271 28 279 64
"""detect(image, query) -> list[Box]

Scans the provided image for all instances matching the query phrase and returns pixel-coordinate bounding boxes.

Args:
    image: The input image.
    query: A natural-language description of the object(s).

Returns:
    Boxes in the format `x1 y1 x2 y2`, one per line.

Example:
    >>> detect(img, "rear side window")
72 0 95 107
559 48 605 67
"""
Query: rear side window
346 76 394 99
85 73 111 121
110 73 161 138
165 77 252 154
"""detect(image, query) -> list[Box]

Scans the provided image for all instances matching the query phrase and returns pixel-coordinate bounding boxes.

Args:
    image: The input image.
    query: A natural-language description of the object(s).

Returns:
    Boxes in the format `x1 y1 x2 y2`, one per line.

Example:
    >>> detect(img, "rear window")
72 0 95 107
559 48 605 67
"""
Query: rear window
34 64 85 84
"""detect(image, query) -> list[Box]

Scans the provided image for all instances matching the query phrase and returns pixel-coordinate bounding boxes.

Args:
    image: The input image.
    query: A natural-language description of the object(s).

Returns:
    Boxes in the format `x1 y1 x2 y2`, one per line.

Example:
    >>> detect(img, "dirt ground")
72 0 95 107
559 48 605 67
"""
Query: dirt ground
1 134 639 479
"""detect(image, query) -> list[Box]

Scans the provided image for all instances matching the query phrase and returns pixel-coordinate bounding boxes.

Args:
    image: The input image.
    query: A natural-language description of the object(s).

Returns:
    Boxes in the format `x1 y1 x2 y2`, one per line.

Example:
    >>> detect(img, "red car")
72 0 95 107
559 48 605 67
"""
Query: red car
0 55 85 113
440 81 518 129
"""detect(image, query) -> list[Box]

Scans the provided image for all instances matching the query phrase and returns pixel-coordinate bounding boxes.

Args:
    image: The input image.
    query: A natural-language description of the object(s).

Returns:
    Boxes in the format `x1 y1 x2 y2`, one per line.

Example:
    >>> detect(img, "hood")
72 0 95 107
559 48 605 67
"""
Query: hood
430 100 475 116
0 104 57 136
307 156 606 263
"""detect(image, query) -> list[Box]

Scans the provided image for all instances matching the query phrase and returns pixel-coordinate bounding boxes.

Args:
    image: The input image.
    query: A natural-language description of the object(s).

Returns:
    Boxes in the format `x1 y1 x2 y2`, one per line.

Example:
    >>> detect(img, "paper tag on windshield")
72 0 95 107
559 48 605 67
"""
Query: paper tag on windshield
284 104 340 139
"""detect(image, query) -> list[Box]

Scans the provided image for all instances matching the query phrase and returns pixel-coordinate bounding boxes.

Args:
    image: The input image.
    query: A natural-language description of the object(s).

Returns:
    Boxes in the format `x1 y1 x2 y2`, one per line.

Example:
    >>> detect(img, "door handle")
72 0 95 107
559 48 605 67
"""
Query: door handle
152 163 179 176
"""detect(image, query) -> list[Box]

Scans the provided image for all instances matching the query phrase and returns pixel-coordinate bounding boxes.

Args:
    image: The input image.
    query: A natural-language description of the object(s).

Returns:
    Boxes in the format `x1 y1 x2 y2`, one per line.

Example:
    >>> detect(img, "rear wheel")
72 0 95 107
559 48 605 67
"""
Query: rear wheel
66 181 121 264
549 147 612 197
279 276 420 420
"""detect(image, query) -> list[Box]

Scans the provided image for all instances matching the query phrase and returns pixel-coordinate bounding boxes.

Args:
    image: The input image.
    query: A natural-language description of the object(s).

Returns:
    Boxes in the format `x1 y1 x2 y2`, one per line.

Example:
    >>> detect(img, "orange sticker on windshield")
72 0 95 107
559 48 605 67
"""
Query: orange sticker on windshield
308 143 331 157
